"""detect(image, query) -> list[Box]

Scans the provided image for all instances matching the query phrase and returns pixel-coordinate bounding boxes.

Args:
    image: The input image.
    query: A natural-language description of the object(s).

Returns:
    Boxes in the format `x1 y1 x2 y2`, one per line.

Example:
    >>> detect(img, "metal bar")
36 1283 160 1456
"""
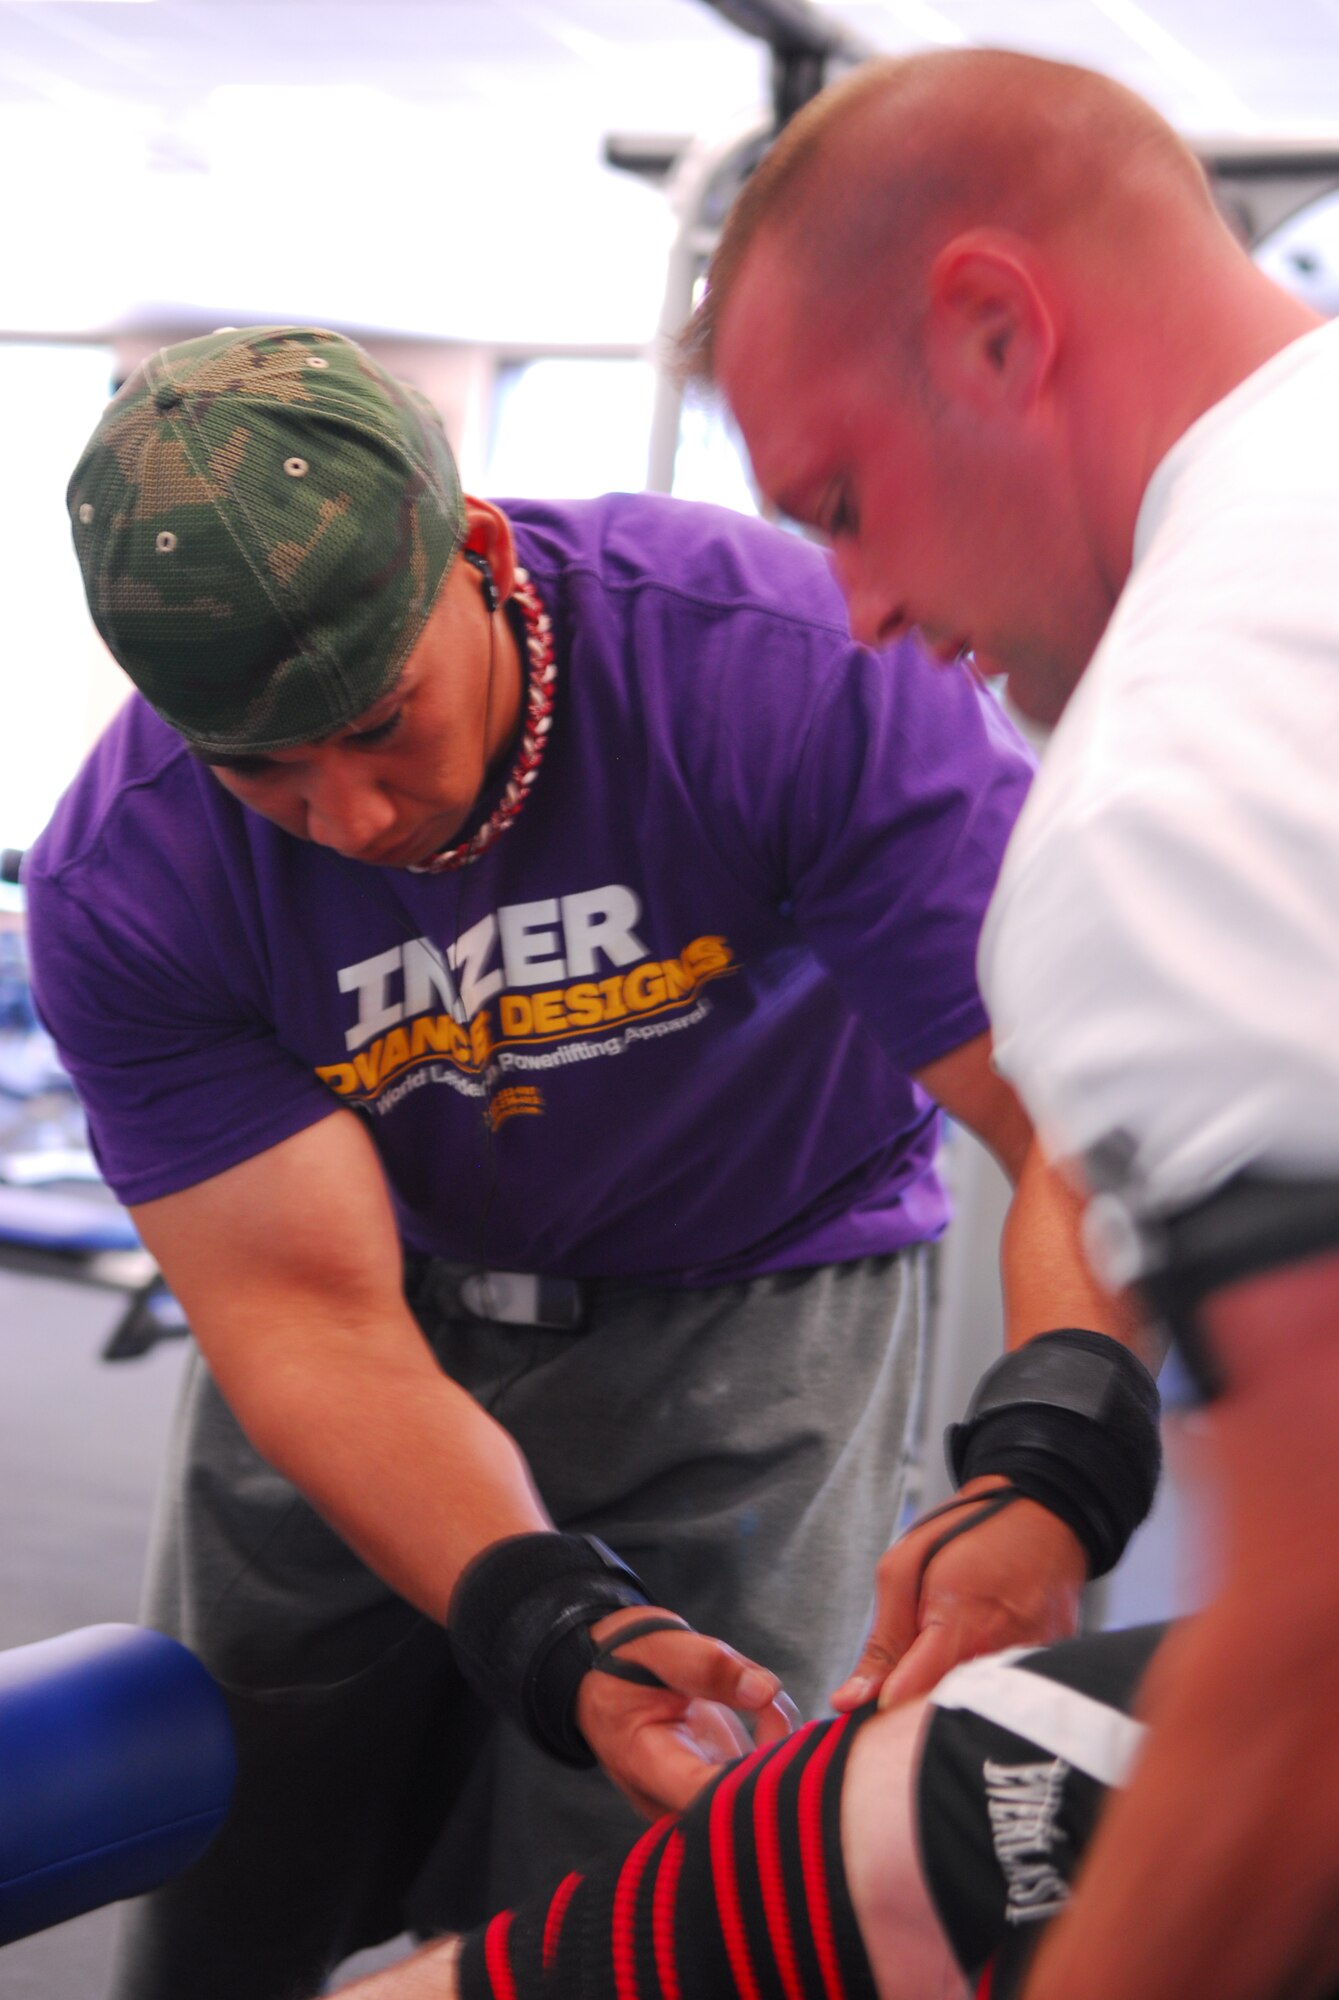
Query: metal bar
696 0 873 62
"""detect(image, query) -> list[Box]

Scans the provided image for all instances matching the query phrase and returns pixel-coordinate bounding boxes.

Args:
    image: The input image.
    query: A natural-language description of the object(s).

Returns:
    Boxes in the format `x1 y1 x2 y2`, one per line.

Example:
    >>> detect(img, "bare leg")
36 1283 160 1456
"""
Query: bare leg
335 1936 461 1998
842 1698 968 2000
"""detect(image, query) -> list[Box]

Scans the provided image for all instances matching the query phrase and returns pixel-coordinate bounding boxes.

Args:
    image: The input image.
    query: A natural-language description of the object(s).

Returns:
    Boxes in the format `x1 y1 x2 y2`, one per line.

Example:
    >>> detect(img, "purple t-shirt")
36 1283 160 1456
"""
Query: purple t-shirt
27 495 1032 1284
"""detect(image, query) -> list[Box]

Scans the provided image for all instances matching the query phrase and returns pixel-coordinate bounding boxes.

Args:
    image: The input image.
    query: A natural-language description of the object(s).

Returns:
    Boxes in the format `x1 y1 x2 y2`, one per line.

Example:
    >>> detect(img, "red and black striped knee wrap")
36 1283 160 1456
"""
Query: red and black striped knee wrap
456 1709 881 2000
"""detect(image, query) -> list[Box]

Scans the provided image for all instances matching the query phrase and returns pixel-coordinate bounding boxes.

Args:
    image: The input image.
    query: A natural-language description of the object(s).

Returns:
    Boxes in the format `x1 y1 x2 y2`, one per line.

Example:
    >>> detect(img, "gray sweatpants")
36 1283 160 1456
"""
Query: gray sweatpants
108 1249 931 2000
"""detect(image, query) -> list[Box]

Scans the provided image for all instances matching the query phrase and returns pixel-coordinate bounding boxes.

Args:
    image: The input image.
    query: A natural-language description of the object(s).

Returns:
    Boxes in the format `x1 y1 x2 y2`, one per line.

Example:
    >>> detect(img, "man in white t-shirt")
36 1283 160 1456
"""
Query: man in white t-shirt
685 45 1339 2000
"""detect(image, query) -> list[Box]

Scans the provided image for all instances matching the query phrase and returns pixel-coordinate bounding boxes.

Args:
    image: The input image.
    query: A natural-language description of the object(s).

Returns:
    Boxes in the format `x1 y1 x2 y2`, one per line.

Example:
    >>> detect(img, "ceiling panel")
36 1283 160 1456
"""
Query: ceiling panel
0 1 752 107
0 0 1336 342
833 0 1339 131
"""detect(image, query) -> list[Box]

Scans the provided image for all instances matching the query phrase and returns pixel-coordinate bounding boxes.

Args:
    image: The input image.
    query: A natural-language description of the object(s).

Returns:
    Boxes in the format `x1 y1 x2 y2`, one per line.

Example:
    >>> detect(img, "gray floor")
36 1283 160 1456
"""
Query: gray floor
0 1269 186 2000
0 1265 414 1998
0 1253 1211 1999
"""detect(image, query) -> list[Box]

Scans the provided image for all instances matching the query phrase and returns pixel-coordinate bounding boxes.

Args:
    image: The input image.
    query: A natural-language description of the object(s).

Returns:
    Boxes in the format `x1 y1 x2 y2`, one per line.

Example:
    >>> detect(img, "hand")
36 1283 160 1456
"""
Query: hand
831 1479 1087 1712
575 1606 799 1818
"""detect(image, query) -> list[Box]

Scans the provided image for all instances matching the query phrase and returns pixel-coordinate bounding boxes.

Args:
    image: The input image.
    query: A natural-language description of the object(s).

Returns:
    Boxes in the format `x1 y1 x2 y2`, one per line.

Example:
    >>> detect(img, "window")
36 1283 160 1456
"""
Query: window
486 357 658 497
0 344 120 857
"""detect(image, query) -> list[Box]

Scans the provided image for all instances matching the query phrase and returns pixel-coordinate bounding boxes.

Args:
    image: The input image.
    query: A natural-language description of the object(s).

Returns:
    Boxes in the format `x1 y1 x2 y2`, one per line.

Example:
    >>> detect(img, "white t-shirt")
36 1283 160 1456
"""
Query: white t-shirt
981 319 1339 1275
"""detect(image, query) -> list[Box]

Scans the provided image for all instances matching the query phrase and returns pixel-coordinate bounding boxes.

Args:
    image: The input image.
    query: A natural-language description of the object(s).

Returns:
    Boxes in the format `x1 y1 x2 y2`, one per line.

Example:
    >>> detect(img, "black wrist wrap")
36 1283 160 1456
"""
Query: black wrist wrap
448 1533 649 1767
945 1330 1161 1578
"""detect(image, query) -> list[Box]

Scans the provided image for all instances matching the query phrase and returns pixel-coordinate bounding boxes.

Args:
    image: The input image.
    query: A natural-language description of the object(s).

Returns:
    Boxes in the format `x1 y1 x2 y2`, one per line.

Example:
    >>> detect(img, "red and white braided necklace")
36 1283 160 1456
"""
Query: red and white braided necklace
410 566 556 874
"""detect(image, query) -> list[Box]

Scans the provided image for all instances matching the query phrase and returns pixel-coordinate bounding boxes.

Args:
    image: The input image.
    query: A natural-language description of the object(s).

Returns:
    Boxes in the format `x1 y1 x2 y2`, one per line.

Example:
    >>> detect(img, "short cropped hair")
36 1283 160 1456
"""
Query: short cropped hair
680 48 1215 383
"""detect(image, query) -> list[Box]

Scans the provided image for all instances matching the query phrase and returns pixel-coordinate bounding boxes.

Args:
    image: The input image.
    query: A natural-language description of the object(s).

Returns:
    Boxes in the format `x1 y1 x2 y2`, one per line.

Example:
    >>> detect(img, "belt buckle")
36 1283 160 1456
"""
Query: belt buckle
458 1269 585 1331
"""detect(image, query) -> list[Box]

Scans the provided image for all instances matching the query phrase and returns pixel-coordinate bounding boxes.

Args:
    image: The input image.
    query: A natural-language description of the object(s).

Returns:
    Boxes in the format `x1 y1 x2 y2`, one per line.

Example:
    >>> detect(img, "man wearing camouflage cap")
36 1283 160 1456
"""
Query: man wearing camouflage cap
29 324 1143 1999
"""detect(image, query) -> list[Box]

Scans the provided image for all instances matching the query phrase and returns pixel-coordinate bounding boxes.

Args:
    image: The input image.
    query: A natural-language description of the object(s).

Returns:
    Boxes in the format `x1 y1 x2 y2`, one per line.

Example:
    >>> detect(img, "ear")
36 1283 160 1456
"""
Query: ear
924 231 1058 414
461 496 519 606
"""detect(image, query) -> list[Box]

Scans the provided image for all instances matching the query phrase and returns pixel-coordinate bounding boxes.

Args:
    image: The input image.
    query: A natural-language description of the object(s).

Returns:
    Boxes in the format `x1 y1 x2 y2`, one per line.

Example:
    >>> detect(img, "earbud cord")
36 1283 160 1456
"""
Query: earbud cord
462 578 504 1283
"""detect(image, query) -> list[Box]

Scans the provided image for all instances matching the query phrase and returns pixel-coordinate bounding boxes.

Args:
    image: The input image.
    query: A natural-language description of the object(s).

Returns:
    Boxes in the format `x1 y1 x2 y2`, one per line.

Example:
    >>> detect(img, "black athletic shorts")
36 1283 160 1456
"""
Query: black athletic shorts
917 1623 1168 1998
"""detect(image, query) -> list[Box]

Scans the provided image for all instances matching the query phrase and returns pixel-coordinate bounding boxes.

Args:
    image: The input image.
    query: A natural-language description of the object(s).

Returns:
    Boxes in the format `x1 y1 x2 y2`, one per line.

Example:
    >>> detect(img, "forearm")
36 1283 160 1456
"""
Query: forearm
911 1039 1152 1360
1000 1141 1155 1362
1029 1266 1339 2000
1026 1587 1339 2000
227 1317 552 1621
131 1116 553 1623
134 1119 785 1822
840 1108 1155 1706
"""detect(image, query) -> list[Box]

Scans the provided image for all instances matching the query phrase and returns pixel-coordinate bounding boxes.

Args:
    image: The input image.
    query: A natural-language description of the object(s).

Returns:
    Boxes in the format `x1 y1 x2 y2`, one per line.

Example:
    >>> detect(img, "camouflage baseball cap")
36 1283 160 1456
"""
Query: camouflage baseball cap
67 325 467 755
